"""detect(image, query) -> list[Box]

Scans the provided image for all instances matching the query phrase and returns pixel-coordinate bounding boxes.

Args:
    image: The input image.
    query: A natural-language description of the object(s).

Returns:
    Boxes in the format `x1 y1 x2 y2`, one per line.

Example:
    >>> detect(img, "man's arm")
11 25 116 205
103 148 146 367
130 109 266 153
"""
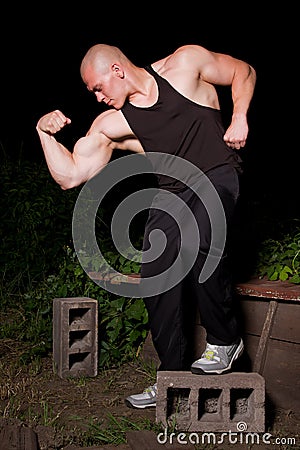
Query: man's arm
200 46 256 149
169 45 256 149
36 109 143 190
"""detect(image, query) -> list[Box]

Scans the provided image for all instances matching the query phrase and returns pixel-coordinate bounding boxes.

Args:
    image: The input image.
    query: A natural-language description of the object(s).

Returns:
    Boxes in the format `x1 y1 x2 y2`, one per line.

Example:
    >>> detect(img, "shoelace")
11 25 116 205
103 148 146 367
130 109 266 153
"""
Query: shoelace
204 350 215 360
203 345 220 362
144 384 157 394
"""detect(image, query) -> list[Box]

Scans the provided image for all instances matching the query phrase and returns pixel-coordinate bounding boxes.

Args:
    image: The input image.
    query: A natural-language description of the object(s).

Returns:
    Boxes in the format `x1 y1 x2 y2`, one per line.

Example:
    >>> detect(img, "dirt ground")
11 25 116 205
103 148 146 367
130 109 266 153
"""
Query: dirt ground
0 335 159 450
0 335 299 450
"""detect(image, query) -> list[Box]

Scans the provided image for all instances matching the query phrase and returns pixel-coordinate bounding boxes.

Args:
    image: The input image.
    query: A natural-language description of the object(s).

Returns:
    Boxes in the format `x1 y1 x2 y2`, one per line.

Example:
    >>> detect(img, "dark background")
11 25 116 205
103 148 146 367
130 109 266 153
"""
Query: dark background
0 8 295 218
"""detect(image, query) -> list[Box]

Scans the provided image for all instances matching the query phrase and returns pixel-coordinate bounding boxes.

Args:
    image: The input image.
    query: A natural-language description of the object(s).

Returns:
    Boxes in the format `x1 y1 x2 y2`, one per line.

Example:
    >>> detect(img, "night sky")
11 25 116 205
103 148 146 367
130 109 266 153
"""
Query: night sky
1 9 294 216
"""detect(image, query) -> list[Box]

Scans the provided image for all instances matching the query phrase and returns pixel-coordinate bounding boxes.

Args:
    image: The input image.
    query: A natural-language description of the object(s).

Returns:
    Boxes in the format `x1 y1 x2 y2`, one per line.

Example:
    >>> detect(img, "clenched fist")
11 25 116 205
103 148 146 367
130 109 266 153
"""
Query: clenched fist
37 110 71 135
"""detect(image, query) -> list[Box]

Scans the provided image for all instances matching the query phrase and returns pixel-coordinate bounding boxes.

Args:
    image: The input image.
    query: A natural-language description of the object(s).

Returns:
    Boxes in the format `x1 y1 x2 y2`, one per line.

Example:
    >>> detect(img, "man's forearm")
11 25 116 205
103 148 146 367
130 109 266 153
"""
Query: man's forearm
223 63 256 148
37 129 77 190
231 64 256 116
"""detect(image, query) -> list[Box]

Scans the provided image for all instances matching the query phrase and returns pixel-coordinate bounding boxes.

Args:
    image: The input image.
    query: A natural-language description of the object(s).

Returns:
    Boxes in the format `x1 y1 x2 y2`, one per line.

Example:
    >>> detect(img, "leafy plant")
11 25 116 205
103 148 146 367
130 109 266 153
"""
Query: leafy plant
0 153 79 290
1 246 148 367
255 230 300 284
0 148 148 367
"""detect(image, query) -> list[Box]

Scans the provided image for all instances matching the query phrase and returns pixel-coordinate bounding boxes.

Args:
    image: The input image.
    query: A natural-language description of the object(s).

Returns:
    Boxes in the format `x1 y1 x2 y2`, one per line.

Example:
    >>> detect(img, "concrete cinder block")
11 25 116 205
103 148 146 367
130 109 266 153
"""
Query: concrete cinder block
156 371 265 432
53 297 98 378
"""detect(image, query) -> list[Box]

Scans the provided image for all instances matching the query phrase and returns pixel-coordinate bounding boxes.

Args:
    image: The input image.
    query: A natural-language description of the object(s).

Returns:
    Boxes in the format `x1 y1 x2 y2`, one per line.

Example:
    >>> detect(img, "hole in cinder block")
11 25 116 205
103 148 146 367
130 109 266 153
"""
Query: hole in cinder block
198 388 222 421
69 352 91 371
166 388 191 422
69 307 91 326
69 330 92 350
230 388 253 420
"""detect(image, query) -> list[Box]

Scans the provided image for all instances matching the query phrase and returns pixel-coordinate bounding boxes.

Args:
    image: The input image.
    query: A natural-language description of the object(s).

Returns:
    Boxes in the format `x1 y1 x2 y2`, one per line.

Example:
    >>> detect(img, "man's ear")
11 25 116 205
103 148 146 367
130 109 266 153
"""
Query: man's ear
111 64 125 78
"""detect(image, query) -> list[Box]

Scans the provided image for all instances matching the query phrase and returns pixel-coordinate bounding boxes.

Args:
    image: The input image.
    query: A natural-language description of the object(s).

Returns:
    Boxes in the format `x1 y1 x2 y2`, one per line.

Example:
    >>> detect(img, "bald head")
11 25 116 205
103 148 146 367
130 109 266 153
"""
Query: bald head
80 44 128 78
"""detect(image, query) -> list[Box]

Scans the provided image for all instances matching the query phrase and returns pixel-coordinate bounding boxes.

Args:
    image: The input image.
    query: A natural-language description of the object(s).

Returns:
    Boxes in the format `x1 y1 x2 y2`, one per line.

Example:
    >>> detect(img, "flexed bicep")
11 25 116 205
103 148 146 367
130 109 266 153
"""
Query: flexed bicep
72 133 114 183
72 109 144 186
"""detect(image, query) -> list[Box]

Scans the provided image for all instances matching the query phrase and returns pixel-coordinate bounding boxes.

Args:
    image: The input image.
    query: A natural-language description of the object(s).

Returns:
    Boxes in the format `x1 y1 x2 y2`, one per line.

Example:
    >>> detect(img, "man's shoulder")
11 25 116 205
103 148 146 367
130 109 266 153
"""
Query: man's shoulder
88 109 125 135
153 45 208 73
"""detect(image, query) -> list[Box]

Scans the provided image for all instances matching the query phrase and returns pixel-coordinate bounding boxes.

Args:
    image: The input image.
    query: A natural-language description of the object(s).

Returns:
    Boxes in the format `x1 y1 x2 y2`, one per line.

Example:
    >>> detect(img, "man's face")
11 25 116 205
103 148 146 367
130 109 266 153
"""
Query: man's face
82 65 127 110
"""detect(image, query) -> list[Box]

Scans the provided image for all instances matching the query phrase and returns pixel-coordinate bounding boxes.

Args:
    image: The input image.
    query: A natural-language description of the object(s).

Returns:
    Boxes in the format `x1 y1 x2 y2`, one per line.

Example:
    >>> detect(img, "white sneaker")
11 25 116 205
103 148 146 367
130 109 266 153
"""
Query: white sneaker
125 383 157 409
191 338 244 375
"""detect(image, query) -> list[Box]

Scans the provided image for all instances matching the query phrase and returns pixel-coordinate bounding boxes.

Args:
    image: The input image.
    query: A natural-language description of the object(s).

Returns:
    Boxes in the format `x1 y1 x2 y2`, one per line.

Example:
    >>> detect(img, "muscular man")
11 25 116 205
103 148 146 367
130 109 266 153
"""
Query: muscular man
37 43 256 409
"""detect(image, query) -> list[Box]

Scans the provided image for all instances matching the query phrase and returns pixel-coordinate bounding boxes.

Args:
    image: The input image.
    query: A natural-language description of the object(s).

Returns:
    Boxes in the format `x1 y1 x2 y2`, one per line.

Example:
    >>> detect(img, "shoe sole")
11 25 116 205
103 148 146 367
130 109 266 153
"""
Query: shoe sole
125 399 156 409
191 339 244 375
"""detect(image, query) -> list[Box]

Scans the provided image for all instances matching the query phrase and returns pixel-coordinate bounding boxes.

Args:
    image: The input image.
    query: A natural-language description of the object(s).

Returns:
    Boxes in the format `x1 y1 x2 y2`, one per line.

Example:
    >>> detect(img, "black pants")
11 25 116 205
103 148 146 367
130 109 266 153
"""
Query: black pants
140 164 241 371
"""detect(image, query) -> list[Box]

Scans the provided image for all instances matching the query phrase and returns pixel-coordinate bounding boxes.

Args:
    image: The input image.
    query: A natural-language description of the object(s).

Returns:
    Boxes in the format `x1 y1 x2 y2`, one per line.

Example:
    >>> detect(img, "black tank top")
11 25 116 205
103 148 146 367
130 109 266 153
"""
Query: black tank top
121 65 242 192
